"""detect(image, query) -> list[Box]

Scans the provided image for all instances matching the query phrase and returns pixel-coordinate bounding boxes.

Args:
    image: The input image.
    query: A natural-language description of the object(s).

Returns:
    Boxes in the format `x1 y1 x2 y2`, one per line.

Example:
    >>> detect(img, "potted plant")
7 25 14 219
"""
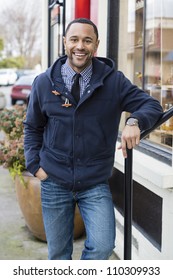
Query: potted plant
0 105 45 238
0 105 85 241
0 105 26 180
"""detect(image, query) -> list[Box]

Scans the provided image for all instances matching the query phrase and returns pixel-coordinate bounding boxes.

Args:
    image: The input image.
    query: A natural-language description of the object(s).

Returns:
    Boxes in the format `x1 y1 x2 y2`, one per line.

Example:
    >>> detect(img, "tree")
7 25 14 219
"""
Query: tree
0 0 41 68
0 38 4 59
0 38 3 52
0 56 25 69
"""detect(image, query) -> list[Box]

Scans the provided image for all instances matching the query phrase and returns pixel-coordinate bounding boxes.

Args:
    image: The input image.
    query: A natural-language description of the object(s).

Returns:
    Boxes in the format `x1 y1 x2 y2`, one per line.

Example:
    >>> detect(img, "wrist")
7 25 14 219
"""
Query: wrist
126 117 139 127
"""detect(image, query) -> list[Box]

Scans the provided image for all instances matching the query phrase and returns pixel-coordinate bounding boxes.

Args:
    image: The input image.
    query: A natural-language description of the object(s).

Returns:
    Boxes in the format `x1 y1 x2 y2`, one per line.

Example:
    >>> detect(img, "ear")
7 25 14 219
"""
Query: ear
63 36 66 48
95 39 100 52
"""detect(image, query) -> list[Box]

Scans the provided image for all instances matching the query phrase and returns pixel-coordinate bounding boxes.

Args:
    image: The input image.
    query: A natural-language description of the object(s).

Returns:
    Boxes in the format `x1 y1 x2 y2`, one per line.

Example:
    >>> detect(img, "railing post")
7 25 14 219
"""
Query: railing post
124 148 133 260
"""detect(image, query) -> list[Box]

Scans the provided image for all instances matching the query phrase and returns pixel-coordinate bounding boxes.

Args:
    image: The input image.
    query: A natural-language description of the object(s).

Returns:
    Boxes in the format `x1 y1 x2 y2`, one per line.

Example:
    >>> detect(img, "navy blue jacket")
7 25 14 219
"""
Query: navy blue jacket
24 56 163 191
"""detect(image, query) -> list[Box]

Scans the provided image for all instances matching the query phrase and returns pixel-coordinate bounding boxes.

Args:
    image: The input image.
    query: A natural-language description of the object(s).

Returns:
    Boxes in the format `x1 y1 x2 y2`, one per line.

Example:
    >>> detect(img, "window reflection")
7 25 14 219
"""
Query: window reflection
120 0 173 150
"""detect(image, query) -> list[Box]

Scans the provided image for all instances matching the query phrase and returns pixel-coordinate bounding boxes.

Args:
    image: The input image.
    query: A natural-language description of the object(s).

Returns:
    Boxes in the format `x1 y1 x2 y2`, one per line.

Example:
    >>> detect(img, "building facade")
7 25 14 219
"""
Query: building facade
112 0 173 260
42 0 173 259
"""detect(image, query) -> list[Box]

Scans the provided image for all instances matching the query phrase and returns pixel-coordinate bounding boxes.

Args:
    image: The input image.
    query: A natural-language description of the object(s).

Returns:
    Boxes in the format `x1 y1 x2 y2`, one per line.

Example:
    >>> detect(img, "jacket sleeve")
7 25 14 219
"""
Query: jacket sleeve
23 76 47 175
118 71 163 131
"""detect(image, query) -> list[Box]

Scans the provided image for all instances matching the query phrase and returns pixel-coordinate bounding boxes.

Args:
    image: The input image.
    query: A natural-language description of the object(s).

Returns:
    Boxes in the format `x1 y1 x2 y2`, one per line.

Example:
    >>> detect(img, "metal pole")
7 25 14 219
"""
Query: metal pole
124 148 133 260
57 7 61 57
142 0 146 90
62 0 66 55
48 0 51 67
107 0 120 70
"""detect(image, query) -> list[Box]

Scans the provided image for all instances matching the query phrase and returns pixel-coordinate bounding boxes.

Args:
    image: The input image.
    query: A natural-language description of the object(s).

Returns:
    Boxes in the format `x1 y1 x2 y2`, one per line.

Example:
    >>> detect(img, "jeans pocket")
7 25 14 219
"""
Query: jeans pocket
40 176 49 182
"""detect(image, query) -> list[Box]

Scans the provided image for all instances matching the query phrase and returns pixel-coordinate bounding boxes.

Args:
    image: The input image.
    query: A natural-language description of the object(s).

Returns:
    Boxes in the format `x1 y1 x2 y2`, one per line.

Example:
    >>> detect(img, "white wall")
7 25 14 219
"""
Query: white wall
96 0 108 57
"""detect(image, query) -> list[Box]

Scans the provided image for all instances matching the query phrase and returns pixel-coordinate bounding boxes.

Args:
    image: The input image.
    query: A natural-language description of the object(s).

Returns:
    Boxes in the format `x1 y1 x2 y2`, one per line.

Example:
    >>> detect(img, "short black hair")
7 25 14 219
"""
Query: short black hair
65 18 99 39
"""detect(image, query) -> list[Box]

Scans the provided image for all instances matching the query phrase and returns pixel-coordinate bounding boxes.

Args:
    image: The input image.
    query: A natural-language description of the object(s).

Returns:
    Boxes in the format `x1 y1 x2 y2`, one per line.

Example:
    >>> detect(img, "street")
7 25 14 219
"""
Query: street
0 85 12 108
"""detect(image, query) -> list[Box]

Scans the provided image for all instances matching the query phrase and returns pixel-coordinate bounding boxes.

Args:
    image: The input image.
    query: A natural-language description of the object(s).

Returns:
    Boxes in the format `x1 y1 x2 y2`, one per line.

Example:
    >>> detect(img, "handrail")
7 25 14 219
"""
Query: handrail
140 107 173 140
124 106 173 260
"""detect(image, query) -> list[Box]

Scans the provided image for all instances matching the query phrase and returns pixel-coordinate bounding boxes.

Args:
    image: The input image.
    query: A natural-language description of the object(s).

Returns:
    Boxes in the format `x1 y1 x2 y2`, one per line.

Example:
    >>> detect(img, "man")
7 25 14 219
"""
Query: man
24 18 163 260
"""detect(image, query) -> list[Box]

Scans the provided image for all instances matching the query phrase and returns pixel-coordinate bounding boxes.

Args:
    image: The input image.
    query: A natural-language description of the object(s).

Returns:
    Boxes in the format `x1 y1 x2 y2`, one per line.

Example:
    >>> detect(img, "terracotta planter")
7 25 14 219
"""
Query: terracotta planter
15 172 85 241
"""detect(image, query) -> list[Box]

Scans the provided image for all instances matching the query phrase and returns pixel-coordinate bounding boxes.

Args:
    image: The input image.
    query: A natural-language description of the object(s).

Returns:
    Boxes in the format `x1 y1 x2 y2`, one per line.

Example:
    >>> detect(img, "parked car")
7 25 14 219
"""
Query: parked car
0 68 17 86
15 69 39 80
10 74 36 105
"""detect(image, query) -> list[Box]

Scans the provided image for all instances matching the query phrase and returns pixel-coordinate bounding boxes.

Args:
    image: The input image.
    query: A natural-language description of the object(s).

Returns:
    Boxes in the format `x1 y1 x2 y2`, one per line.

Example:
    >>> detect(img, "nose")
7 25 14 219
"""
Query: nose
76 40 84 49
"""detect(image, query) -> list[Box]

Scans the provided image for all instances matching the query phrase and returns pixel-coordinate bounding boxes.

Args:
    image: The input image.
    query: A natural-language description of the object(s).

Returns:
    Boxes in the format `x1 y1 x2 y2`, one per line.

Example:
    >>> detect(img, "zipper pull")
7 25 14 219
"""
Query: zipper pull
52 90 60 95
62 98 72 107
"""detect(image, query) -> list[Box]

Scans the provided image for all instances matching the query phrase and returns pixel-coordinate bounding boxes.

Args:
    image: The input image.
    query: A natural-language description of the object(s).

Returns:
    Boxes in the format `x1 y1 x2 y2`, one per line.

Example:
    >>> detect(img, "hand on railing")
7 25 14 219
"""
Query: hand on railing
118 125 140 158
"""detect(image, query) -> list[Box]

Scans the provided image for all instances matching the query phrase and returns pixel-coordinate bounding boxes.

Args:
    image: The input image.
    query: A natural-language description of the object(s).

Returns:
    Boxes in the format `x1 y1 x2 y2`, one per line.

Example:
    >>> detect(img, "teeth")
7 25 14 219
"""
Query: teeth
75 53 85 57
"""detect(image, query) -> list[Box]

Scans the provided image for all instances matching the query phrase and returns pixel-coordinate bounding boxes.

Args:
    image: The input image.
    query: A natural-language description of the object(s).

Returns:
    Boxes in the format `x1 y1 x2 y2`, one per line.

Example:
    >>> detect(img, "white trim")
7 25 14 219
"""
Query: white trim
115 141 173 191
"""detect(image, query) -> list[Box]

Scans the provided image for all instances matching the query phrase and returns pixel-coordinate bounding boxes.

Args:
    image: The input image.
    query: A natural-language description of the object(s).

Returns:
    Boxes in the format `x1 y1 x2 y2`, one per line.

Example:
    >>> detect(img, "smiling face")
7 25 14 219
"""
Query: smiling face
63 22 99 72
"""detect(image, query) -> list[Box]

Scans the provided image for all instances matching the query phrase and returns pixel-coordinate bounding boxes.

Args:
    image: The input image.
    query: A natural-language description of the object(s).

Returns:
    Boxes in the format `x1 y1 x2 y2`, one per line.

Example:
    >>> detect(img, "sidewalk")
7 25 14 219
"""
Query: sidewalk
0 167 118 260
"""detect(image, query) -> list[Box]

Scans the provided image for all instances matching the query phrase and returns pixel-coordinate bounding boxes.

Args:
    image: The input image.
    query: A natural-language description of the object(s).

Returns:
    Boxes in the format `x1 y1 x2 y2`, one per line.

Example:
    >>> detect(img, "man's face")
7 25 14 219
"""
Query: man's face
63 23 99 72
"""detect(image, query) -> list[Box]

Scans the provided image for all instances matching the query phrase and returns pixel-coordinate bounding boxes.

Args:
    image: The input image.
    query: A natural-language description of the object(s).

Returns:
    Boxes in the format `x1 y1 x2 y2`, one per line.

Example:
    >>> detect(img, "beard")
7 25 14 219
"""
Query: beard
67 52 93 71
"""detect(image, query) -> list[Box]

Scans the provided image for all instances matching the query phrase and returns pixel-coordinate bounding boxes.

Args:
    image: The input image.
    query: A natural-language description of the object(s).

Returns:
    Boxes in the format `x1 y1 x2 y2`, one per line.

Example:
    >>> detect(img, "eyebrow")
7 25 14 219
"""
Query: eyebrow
69 36 93 40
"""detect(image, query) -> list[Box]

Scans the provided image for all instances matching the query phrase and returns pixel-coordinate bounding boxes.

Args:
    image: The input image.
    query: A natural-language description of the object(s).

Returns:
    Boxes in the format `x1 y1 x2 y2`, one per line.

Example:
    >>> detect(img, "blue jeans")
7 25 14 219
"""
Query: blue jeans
41 178 115 260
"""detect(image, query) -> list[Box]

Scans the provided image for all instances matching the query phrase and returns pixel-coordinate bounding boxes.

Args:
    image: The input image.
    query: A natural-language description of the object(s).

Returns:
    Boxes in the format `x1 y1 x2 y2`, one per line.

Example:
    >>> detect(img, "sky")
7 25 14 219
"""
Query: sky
0 0 18 9
0 0 41 12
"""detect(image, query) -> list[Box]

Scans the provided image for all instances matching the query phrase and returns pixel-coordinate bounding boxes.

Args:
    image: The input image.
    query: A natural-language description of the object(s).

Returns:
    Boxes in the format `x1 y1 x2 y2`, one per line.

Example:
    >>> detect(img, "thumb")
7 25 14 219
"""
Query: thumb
117 144 122 150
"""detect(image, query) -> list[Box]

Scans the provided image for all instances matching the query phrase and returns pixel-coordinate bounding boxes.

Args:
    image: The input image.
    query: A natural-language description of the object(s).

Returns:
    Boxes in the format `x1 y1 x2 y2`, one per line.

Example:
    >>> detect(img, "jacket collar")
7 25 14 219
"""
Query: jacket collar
46 55 114 93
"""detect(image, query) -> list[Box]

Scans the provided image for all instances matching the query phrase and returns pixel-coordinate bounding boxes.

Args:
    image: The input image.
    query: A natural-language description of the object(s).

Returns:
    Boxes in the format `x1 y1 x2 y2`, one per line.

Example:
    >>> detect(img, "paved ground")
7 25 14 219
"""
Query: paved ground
0 166 118 260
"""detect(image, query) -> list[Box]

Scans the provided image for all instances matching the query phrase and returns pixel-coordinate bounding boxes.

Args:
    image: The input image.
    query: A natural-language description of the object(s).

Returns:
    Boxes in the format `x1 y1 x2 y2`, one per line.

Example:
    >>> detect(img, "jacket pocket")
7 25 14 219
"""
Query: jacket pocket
83 117 108 156
45 117 73 152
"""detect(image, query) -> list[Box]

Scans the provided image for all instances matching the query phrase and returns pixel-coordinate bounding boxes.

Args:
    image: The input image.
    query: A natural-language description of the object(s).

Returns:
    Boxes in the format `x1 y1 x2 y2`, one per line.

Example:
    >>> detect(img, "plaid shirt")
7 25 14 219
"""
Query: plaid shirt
61 60 92 98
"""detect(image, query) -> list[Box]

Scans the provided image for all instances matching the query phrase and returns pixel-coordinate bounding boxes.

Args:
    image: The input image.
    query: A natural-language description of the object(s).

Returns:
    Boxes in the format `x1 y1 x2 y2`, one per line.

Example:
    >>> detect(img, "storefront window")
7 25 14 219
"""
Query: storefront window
119 0 173 161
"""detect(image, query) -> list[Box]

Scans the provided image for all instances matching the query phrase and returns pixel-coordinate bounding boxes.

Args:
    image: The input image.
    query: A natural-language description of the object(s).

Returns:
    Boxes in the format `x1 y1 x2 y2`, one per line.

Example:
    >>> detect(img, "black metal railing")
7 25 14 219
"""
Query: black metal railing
124 106 173 260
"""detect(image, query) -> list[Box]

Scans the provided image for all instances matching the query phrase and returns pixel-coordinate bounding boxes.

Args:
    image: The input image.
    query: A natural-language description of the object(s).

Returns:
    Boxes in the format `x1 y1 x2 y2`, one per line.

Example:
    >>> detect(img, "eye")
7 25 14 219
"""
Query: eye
85 39 92 44
70 38 78 43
